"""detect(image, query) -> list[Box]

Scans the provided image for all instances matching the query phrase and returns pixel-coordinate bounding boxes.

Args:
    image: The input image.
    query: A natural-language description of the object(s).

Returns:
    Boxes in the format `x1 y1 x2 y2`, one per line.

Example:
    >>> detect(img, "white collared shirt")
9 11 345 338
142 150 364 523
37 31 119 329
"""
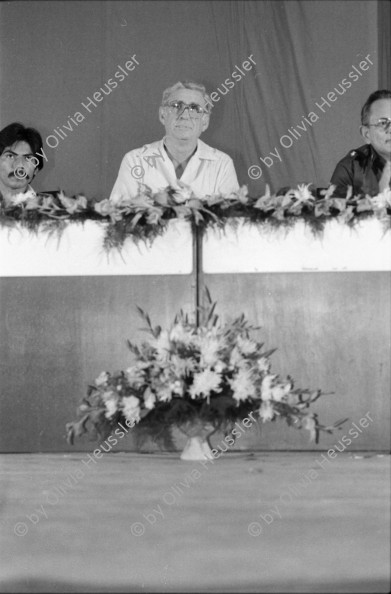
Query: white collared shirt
109 138 239 203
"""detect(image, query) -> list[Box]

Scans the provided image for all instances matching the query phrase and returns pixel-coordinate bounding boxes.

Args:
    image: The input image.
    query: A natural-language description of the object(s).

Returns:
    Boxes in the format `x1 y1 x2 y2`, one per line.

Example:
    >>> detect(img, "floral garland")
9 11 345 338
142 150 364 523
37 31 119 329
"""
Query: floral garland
66 292 347 451
1 183 390 251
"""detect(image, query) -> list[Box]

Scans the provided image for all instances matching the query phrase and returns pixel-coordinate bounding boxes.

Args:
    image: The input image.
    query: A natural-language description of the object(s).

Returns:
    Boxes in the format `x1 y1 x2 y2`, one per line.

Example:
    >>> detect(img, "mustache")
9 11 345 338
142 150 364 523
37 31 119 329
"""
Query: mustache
8 169 32 181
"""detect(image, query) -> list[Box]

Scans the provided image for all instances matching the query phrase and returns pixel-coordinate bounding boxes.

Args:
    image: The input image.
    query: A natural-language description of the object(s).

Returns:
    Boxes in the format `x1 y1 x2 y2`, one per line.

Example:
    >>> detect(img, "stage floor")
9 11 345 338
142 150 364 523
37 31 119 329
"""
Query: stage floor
0 451 390 593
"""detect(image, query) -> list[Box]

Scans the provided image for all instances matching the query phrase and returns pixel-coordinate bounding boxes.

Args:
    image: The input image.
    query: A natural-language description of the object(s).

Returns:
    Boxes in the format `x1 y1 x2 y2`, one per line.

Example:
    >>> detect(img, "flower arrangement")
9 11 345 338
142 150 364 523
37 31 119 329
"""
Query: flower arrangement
66 291 346 453
1 183 390 251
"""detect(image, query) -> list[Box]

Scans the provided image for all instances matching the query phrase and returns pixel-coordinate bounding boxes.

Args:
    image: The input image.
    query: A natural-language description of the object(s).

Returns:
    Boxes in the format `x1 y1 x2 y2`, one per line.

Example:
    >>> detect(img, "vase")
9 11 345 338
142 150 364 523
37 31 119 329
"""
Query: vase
177 419 216 461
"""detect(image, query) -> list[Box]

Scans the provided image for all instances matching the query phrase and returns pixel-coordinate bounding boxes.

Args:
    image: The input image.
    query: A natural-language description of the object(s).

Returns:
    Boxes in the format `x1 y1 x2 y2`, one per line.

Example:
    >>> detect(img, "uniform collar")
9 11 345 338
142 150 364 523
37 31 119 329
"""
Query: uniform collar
354 145 386 173
369 145 387 174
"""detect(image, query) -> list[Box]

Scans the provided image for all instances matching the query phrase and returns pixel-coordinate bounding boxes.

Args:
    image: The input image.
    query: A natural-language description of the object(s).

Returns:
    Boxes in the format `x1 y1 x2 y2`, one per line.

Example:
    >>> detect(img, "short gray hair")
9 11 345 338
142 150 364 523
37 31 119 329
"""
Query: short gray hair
161 81 212 113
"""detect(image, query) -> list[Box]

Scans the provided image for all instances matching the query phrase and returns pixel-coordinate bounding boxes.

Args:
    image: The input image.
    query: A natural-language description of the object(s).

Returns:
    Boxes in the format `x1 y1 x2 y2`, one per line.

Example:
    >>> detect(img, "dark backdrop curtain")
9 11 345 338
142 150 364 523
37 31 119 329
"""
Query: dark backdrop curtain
378 0 391 89
0 0 379 198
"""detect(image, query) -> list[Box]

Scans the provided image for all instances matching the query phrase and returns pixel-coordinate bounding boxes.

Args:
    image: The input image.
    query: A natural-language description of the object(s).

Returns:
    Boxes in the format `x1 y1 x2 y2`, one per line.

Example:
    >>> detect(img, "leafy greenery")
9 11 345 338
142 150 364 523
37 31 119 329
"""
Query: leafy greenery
66 290 347 451
1 183 390 251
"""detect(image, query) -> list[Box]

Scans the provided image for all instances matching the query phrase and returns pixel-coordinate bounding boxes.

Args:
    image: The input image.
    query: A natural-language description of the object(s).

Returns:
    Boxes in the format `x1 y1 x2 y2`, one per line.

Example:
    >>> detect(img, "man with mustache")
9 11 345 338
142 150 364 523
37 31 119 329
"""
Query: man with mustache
330 90 391 196
0 122 45 205
109 81 239 203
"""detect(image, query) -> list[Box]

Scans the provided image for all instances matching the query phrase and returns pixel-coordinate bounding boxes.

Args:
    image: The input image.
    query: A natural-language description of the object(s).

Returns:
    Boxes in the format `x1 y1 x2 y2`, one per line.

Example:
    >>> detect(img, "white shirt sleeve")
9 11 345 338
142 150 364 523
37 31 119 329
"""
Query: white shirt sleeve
215 154 240 195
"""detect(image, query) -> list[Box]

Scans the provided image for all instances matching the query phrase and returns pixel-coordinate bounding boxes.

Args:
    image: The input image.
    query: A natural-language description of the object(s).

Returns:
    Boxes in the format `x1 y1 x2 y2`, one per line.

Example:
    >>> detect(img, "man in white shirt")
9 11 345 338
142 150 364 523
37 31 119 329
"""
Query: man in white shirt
0 122 45 205
109 81 239 203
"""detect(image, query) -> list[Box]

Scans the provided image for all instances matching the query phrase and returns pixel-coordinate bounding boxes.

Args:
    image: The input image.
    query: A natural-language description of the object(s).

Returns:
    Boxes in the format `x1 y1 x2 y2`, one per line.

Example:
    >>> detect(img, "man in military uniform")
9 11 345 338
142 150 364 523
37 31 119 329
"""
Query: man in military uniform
330 90 391 196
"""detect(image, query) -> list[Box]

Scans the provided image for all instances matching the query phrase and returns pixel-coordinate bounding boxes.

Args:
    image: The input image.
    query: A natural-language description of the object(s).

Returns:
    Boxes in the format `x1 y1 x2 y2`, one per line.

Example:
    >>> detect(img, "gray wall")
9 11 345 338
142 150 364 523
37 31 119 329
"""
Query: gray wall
1 270 389 452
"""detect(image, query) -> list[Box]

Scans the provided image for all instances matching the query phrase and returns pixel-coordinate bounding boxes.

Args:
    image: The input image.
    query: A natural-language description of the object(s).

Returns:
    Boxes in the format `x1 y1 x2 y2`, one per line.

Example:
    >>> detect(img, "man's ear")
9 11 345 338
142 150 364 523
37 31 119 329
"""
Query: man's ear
159 106 166 126
201 113 210 134
360 125 371 144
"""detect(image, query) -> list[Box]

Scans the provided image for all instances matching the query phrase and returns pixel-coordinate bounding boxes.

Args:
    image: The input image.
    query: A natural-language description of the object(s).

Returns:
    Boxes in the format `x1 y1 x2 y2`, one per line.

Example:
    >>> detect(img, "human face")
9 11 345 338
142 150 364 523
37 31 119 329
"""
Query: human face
0 141 38 197
159 89 210 144
361 98 391 161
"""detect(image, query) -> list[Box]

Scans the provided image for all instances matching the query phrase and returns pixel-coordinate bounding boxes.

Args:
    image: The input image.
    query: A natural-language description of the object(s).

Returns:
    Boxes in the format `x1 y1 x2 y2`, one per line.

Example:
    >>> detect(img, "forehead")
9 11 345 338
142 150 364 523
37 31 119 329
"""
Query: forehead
167 88 206 106
3 141 34 155
368 98 391 121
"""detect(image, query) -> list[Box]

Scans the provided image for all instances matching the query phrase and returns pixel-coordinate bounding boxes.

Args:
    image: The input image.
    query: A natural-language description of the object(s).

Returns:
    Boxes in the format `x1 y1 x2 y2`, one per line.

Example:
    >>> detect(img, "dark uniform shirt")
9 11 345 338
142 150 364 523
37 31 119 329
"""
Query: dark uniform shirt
330 144 389 197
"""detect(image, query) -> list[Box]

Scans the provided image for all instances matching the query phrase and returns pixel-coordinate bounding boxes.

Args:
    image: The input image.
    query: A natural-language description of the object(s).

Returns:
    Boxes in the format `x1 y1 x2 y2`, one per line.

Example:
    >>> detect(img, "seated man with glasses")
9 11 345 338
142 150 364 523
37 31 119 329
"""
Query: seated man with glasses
0 122 45 205
109 81 239 202
330 89 391 196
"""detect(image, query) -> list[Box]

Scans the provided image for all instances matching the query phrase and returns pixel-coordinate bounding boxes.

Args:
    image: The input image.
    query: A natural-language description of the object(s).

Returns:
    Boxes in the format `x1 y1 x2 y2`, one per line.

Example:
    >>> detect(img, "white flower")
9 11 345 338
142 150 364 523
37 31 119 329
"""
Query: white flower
236 335 258 355
9 188 36 205
101 389 119 418
171 380 184 396
370 189 391 210
169 324 194 345
260 374 277 401
23 196 41 210
143 389 156 410
150 330 171 360
126 365 146 387
156 386 173 402
229 368 257 402
293 184 315 203
258 401 276 422
257 357 270 373
58 192 87 214
173 182 193 203
75 195 88 209
95 371 110 387
199 337 222 366
196 327 225 366
214 360 226 373
104 399 118 419
101 389 117 403
94 199 118 216
122 396 141 424
270 381 292 402
170 355 197 376
40 195 56 210
189 369 222 399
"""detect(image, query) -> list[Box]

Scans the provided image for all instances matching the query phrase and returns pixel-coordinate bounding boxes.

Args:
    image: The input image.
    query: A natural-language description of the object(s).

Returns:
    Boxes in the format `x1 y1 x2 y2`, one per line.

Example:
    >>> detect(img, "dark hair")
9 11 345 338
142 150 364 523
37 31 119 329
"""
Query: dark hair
361 90 391 125
0 122 44 170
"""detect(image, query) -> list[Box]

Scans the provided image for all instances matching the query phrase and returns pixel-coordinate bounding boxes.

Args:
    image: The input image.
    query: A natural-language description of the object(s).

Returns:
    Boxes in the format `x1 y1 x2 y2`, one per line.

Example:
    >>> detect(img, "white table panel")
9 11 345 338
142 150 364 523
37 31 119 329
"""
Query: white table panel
0 219 193 277
202 218 391 273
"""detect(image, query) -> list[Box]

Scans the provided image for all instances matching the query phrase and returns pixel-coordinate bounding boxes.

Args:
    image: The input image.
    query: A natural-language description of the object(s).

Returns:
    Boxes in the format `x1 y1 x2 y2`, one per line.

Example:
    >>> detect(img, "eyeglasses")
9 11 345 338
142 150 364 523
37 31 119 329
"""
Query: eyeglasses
365 118 391 132
164 101 207 118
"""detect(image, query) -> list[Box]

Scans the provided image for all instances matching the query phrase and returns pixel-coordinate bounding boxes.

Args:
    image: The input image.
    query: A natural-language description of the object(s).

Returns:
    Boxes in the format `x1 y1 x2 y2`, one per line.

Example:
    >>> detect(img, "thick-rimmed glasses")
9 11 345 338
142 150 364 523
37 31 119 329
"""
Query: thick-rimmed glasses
164 100 207 119
365 118 391 132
